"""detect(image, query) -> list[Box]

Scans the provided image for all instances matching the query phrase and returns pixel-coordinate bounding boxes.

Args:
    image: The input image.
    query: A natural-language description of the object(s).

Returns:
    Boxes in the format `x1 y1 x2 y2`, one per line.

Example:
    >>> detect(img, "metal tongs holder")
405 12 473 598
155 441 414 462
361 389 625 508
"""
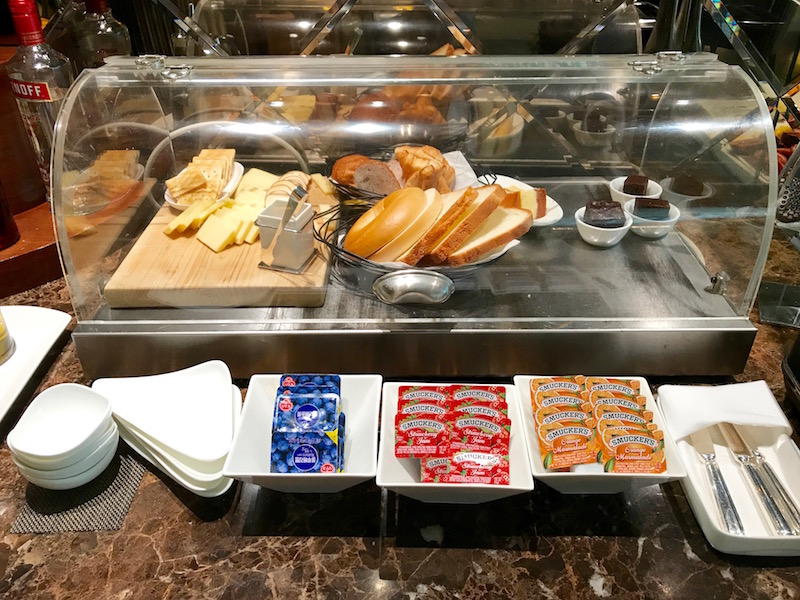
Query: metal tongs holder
258 186 307 271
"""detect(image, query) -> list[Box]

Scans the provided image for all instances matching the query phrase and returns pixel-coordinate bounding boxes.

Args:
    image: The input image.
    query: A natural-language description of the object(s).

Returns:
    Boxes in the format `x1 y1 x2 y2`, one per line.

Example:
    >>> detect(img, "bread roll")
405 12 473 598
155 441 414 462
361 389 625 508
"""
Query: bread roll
369 189 443 263
331 154 371 185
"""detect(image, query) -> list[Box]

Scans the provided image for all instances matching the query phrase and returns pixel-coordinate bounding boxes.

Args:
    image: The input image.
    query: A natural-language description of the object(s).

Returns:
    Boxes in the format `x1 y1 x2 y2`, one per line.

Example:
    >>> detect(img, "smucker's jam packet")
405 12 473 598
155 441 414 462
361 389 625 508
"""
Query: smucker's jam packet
395 413 450 458
397 385 450 418
582 377 640 405
534 402 593 428
449 413 511 453
593 404 654 428
420 456 451 483
446 448 510 485
450 385 508 413
598 426 666 474
530 376 585 411
536 417 599 471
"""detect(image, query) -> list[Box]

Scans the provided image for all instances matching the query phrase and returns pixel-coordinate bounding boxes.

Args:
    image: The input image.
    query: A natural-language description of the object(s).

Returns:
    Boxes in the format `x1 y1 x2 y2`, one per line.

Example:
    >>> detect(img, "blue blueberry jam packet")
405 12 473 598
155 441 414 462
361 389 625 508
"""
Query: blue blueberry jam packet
270 374 345 474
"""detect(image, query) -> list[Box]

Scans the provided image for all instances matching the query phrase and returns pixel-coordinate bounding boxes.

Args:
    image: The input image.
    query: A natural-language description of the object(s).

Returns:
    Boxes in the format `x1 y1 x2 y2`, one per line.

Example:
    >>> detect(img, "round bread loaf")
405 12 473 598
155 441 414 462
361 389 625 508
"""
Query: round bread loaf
331 154 370 185
343 187 427 258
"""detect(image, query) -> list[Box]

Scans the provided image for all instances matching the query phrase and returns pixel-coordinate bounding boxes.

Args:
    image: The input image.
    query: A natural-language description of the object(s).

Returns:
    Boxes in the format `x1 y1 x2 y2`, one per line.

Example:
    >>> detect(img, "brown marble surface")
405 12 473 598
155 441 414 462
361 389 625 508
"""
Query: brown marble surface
1 233 800 600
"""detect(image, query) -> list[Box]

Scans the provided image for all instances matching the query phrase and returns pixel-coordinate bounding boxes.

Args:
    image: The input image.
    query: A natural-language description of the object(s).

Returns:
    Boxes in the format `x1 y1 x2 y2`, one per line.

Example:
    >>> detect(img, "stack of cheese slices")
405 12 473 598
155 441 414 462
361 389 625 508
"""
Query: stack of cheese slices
343 182 545 267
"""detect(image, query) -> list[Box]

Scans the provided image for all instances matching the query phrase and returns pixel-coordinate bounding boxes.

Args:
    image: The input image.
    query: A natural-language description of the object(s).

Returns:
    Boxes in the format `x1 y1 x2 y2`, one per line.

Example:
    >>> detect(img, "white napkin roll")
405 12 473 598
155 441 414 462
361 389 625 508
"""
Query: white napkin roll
657 380 792 441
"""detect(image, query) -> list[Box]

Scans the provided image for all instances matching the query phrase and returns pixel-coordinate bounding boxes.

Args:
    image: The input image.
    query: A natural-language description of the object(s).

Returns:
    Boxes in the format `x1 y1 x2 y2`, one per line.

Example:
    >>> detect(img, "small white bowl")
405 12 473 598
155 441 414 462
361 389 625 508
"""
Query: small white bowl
223 374 382 494
609 176 663 205
572 121 615 148
623 199 681 239
19 439 118 490
376 382 534 504
13 421 118 478
7 384 112 467
575 206 632 248
543 109 566 130
659 177 714 207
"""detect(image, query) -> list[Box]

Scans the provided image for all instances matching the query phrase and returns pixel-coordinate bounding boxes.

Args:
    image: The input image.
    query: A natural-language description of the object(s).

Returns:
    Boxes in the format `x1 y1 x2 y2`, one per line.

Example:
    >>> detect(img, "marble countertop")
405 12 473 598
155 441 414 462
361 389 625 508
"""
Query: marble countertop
1 234 799 599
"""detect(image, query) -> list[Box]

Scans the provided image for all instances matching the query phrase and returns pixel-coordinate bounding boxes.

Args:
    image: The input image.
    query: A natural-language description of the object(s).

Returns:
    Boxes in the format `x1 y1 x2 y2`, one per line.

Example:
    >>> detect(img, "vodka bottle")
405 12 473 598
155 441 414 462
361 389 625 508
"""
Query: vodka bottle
76 0 131 70
6 0 75 196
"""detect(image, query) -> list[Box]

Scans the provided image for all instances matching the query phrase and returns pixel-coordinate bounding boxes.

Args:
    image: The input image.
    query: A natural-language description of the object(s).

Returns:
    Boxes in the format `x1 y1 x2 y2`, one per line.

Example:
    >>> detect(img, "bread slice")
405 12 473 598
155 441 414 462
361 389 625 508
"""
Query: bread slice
500 190 520 209
353 161 401 196
520 188 547 219
399 187 477 266
420 184 505 265
445 207 533 266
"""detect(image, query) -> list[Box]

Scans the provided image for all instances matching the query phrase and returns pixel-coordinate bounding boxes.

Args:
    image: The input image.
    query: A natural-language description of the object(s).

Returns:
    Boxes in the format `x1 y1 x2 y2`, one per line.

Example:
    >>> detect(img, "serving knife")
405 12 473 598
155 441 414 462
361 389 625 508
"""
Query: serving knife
690 427 744 535
718 423 800 536
259 186 306 270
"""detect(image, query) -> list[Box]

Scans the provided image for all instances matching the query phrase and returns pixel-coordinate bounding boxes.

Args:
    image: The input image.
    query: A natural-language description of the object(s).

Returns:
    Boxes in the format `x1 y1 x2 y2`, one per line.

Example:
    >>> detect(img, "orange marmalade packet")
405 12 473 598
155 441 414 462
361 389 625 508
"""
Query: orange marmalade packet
534 403 593 429
582 377 641 405
598 426 666 474
536 417 599 470
530 376 585 411
593 404 654 429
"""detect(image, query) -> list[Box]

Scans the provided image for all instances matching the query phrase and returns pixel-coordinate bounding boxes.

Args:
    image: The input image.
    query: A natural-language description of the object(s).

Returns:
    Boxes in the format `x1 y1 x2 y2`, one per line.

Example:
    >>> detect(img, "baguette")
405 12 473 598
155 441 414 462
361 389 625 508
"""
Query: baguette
420 184 505 265
399 187 477 266
445 207 533 266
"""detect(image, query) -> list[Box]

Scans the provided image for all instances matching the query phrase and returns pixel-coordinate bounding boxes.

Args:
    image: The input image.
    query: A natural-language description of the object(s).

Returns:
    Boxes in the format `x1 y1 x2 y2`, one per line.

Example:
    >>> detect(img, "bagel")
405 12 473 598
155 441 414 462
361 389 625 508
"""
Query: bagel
369 188 442 263
343 187 427 258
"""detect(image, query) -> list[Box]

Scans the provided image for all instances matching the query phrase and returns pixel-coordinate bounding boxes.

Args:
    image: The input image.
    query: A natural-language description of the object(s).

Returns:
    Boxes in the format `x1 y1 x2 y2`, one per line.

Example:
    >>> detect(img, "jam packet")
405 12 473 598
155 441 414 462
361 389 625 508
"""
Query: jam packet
420 456 451 483
598 426 666 474
447 449 510 485
397 385 450 419
530 376 585 411
449 414 511 453
534 402 593 429
450 385 508 412
395 413 450 458
536 417 599 471
271 429 340 473
582 377 641 405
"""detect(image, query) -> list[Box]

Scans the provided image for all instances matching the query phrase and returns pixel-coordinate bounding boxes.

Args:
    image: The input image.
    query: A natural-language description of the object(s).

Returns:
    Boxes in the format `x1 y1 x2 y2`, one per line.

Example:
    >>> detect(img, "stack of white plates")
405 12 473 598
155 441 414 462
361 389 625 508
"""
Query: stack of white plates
92 361 239 498
8 384 119 490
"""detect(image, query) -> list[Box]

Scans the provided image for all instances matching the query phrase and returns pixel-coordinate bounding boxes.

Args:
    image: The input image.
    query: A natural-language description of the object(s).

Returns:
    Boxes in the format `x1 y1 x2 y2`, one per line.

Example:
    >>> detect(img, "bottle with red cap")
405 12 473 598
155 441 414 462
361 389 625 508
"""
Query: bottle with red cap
76 0 131 70
6 0 75 198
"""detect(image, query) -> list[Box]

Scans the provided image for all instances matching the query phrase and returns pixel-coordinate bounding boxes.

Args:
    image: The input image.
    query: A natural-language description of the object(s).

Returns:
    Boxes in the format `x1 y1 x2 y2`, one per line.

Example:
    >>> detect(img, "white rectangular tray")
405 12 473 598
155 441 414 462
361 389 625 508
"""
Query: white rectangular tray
376 382 534 504
0 306 71 424
678 424 800 556
223 374 382 493
513 375 686 494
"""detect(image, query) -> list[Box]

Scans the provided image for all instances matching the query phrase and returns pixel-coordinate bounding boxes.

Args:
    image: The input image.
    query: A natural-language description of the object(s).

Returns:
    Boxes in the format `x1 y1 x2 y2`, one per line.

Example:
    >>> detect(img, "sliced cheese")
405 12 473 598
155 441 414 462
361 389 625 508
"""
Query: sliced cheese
245 223 260 244
310 173 335 195
196 213 237 253
233 189 267 207
164 197 216 235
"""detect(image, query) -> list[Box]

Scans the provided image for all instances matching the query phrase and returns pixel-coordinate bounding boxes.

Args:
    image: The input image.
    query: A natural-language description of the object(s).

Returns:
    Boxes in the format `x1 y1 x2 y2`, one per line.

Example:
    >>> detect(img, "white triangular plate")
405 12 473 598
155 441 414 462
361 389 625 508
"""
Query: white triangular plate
92 361 233 464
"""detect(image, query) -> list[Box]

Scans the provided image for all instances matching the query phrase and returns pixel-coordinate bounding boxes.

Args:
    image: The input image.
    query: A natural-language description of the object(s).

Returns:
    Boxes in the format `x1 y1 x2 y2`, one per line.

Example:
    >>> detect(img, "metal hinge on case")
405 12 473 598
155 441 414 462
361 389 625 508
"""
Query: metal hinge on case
135 54 166 70
656 51 688 62
628 59 662 75
161 65 193 80
706 272 730 295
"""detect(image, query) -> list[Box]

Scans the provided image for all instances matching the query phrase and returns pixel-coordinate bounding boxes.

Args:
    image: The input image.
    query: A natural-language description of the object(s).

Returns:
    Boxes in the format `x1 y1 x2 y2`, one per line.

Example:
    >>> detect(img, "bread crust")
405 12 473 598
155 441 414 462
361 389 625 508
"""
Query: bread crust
444 208 533 267
331 154 371 185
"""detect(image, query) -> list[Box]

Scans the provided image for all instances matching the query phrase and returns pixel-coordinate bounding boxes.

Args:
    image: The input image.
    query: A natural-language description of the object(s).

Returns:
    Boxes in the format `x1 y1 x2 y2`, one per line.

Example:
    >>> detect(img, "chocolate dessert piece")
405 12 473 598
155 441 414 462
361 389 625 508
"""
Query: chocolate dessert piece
540 106 561 117
581 108 606 133
623 175 649 195
583 200 625 228
671 174 704 196
781 132 799 147
633 197 670 220
571 108 587 121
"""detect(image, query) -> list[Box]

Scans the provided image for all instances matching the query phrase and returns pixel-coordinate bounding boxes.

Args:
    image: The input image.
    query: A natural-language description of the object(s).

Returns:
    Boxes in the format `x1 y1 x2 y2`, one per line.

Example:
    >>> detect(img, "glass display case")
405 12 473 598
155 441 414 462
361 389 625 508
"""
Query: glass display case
52 52 777 378
187 0 642 56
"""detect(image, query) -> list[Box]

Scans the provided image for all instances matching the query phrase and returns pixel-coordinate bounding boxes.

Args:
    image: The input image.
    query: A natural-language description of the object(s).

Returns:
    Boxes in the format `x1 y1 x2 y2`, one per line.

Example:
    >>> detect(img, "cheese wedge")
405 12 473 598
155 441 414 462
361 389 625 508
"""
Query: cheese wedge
236 168 279 195
310 173 335 195
197 213 237 252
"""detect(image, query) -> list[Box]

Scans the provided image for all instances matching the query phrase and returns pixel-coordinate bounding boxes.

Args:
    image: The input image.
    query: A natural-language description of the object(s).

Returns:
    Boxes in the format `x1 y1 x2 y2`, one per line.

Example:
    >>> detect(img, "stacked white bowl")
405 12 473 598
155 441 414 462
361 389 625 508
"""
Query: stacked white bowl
92 361 238 498
8 384 119 490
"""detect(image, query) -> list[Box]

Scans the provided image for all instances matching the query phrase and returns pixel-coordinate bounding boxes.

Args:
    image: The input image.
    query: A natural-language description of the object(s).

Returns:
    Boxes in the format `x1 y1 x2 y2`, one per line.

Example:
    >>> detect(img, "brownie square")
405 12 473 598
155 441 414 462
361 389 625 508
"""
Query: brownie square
671 174 704 196
581 108 606 133
623 175 649 195
633 197 670 220
780 132 799 147
539 106 560 117
583 200 625 228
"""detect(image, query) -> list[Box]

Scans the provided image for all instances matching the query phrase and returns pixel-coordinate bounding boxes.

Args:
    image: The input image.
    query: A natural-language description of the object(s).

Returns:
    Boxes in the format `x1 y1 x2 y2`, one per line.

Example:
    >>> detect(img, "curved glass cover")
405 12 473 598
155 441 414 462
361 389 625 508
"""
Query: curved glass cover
52 54 776 333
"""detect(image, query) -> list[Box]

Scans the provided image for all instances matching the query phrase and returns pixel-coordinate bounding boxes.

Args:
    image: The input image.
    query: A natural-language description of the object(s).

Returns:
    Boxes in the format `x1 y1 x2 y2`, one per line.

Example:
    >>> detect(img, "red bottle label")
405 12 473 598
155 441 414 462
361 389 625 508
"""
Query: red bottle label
10 80 53 102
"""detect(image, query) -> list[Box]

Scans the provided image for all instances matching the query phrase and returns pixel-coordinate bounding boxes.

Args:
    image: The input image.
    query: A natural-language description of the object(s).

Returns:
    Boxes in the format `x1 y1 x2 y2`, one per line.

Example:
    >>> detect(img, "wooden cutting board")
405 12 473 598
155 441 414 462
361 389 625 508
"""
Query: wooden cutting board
104 205 331 308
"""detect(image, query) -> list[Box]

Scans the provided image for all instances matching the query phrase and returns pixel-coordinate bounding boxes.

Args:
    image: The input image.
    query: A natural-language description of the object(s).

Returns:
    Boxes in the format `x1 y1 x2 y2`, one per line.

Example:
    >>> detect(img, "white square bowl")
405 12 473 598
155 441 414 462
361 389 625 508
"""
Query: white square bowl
513 375 686 494
376 382 534 504
223 374 382 493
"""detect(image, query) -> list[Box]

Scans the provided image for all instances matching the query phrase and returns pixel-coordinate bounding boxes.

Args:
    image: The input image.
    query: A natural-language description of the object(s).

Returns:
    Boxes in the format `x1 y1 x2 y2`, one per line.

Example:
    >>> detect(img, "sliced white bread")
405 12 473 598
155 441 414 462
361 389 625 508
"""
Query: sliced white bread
521 188 547 220
399 187 478 266
368 189 443 263
420 184 505 265
444 207 533 266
